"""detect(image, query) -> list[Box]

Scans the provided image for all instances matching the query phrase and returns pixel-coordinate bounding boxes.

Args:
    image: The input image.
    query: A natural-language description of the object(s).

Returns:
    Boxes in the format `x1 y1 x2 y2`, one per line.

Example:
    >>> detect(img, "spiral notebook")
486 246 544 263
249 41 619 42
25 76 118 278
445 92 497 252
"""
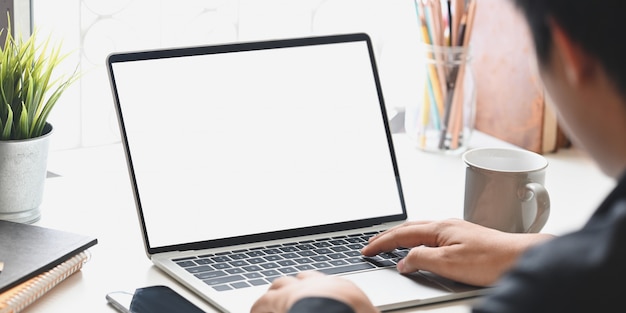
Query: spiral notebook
0 219 97 310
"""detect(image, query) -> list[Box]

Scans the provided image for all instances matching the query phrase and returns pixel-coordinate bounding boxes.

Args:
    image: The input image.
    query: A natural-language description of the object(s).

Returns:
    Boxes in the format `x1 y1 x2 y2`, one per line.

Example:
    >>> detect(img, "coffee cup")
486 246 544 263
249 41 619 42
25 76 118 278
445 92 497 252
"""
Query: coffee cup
462 147 550 233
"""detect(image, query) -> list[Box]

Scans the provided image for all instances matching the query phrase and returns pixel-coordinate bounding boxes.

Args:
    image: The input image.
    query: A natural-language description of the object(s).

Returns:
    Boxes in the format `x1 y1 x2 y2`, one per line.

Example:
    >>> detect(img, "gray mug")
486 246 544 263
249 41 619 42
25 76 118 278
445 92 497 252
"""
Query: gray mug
462 147 550 233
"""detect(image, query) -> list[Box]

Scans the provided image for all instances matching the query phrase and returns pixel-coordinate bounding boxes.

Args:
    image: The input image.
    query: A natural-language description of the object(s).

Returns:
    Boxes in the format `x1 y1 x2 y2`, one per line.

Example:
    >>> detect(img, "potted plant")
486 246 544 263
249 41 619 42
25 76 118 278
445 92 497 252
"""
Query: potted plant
0 17 79 223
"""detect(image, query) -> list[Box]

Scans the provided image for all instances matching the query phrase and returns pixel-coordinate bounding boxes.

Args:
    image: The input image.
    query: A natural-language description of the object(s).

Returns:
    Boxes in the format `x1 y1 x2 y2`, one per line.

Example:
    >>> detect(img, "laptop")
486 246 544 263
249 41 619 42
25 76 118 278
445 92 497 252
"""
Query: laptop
106 33 485 312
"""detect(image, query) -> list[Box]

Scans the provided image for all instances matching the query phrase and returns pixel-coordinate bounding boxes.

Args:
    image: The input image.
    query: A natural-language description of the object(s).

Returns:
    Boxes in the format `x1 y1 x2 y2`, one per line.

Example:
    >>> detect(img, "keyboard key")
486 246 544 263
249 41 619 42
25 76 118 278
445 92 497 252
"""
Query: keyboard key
203 274 245 286
331 246 349 252
230 253 248 260
263 248 282 255
330 239 349 245
212 285 232 291
247 251 266 257
261 270 281 277
264 255 283 261
347 243 364 250
297 244 316 250
248 257 266 264
225 268 245 275
297 250 316 257
176 261 196 267
249 279 268 286
195 258 214 265
313 242 331 248
379 252 398 259
314 248 333 254
195 270 227 280
295 258 314 264
229 260 249 267
243 264 264 271
186 265 214 273
312 262 332 269
244 272 263 279
212 263 232 270
280 246 298 253
329 260 348 267
345 250 362 257
346 257 366 264
311 255 330 262
277 260 297 266
295 264 315 271
260 262 280 269
231 281 250 289
327 253 347 259
211 256 231 263
278 267 298 274
281 253 299 259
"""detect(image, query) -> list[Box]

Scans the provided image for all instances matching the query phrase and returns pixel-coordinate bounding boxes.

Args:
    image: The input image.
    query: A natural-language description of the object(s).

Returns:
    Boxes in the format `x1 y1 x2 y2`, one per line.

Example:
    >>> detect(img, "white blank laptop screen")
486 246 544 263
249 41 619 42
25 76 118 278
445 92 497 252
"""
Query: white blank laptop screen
111 39 404 248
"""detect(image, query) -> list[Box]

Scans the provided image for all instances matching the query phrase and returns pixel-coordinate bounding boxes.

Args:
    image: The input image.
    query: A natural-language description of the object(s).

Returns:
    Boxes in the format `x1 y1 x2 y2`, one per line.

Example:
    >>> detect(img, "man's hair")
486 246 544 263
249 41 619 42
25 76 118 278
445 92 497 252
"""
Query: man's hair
512 0 626 95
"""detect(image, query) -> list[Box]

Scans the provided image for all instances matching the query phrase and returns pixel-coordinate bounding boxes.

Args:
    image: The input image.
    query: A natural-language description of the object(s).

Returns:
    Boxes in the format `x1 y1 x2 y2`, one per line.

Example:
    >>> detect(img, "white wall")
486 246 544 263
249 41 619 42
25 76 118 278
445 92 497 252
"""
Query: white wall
32 0 422 150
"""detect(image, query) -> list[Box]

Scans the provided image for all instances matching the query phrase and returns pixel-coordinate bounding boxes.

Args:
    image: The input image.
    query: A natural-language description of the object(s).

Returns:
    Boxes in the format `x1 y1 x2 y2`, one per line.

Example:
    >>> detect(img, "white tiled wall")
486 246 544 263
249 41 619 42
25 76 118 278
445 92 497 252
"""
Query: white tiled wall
33 0 422 150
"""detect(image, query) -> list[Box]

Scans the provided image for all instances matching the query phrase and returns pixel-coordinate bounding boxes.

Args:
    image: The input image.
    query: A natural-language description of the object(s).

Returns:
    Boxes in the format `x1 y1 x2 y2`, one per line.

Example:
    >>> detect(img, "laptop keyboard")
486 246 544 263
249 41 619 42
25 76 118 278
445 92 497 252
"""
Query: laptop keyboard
173 231 409 292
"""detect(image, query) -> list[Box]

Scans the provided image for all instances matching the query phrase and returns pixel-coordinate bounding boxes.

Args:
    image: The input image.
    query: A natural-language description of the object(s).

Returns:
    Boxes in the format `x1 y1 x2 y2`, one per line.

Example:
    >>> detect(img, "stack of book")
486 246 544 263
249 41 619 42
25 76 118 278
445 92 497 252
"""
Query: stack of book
0 220 97 313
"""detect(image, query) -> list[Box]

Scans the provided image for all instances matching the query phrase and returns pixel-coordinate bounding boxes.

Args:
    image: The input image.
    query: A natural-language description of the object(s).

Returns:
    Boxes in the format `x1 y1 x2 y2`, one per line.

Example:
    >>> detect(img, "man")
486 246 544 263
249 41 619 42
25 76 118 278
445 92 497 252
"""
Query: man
251 0 626 312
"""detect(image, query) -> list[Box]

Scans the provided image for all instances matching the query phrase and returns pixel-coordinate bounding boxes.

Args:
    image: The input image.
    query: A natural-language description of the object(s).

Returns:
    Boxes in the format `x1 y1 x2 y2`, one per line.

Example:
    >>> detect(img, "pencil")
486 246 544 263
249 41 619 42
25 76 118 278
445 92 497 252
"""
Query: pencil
452 0 465 47
423 1 447 112
437 8 469 149
462 0 477 45
449 77 465 149
449 0 477 149
447 0 453 46
419 14 445 121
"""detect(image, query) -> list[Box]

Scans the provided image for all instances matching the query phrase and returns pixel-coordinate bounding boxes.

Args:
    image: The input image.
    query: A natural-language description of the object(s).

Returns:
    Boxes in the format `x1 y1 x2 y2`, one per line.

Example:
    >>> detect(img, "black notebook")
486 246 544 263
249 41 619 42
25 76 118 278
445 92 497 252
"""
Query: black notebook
0 220 98 293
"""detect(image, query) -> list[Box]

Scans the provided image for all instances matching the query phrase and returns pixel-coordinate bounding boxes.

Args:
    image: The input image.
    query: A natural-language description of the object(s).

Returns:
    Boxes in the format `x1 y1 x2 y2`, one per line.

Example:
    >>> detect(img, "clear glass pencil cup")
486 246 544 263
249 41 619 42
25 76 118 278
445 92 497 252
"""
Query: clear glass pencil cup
405 44 476 154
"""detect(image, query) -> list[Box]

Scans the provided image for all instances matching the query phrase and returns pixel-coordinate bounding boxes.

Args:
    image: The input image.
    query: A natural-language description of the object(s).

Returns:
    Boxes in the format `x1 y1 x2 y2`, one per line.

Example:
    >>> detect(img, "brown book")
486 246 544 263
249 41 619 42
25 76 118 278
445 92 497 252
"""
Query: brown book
469 0 569 154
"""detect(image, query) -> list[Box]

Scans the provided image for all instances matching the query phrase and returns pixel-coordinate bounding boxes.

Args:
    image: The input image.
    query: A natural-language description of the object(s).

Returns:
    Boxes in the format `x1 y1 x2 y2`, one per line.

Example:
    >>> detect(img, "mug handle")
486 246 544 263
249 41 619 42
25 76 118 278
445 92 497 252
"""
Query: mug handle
522 182 550 233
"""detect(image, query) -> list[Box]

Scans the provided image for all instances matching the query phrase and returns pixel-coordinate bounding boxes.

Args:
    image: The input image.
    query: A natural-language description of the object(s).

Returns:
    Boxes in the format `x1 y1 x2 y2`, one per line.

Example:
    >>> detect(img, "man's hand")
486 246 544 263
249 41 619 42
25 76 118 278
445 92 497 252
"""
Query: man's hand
251 271 379 313
362 218 554 286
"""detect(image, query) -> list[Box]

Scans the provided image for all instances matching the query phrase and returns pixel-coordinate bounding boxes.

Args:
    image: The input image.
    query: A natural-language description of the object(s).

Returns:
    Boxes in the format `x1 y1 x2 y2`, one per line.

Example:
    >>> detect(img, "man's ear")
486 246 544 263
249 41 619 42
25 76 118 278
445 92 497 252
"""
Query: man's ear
549 19 594 85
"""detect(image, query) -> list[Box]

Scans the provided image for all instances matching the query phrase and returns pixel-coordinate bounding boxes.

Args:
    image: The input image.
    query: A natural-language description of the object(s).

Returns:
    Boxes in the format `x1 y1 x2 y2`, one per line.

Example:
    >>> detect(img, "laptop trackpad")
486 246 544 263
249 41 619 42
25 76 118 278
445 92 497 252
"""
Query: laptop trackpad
342 268 479 310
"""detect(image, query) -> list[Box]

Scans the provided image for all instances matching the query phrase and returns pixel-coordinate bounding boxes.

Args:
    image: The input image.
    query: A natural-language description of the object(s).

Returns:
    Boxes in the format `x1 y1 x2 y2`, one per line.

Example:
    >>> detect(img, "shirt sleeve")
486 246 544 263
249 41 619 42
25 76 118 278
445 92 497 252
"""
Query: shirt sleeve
287 297 356 313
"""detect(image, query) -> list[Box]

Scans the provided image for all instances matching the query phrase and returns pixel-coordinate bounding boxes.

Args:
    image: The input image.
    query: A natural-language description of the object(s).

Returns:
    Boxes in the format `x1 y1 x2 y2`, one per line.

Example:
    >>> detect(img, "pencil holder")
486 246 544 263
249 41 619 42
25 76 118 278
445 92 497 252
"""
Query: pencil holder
405 44 476 154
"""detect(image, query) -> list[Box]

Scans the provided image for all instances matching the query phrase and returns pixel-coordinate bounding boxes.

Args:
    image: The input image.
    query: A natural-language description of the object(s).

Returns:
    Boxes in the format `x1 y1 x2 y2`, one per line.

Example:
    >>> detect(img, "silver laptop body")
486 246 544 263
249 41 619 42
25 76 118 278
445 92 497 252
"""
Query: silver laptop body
107 33 484 312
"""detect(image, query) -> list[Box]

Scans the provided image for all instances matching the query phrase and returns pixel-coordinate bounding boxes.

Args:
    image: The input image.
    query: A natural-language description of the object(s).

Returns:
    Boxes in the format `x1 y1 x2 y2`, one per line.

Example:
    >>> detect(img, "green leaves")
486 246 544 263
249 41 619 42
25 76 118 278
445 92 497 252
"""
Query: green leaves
0 14 79 140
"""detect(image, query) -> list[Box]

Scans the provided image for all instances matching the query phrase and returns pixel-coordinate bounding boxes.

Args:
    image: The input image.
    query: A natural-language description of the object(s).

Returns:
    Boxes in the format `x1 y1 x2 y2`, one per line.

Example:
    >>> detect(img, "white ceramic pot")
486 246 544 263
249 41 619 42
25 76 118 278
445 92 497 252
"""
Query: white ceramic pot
0 123 53 224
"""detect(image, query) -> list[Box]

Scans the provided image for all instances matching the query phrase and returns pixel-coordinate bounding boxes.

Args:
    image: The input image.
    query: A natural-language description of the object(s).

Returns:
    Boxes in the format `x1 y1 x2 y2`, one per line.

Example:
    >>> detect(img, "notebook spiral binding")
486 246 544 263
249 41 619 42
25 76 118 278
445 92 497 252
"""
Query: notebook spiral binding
0 251 90 313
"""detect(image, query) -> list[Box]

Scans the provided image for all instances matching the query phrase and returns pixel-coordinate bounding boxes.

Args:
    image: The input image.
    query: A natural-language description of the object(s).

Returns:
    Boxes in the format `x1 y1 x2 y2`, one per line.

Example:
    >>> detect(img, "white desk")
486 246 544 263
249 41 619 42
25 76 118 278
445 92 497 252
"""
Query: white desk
26 131 614 313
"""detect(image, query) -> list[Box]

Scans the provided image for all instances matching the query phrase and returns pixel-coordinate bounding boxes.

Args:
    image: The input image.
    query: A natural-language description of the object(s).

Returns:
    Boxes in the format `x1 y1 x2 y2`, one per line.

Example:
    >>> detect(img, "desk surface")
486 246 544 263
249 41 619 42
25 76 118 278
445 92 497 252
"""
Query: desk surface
25 131 614 313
